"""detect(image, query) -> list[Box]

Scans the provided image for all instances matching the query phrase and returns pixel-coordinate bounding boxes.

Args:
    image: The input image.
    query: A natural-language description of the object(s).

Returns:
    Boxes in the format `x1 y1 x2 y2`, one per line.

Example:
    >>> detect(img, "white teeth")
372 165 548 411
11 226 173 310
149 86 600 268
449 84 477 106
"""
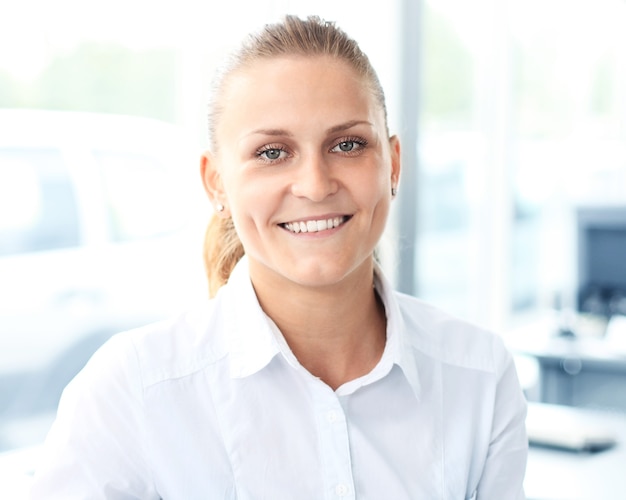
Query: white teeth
284 216 346 233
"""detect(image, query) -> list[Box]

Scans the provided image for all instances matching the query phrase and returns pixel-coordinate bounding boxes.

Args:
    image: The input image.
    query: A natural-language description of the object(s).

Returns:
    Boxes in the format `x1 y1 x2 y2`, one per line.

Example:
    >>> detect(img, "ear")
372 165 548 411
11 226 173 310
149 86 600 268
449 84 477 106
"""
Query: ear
389 135 401 191
200 151 230 216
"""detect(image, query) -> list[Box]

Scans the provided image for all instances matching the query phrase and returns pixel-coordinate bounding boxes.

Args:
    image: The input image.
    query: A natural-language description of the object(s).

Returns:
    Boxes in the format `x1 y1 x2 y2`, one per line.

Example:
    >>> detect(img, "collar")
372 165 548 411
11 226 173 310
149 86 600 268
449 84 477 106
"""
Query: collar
222 257 421 400
223 256 282 378
372 262 422 400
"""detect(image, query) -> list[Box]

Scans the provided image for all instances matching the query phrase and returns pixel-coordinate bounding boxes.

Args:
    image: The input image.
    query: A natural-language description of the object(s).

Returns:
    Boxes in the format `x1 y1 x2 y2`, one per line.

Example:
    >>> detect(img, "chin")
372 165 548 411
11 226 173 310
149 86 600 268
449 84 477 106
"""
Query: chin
282 257 372 289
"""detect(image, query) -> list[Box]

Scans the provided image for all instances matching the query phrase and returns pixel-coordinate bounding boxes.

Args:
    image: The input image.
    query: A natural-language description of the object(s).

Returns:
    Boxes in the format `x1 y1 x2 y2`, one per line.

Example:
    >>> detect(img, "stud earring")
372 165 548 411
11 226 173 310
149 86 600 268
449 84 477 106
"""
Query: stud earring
215 203 224 212
391 187 397 197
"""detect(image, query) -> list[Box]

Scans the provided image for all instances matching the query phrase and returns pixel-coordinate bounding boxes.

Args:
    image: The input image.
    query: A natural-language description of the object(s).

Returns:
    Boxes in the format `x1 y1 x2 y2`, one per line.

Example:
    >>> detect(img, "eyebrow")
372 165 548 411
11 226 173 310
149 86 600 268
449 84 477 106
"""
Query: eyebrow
326 119 373 134
246 120 373 138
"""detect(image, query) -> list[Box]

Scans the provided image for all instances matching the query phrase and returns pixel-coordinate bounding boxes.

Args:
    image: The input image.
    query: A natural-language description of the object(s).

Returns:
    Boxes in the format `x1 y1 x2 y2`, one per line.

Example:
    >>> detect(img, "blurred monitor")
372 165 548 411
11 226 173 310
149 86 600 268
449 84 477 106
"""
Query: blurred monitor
576 205 626 317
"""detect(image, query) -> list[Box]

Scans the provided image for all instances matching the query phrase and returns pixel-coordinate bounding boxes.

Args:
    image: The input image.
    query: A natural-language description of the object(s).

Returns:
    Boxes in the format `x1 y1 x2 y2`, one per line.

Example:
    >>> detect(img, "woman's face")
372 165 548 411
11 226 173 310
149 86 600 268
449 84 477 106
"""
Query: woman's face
204 55 400 290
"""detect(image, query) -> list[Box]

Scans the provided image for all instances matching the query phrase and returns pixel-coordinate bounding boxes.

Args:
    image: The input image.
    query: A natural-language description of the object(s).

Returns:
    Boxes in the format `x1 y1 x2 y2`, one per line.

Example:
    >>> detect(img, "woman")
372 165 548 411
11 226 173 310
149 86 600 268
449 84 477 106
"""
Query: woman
31 15 527 499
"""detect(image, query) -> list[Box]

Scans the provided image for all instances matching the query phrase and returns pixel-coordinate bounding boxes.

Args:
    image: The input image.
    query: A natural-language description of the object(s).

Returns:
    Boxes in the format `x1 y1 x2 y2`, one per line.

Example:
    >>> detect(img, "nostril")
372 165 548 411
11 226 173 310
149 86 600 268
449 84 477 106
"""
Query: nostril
290 158 338 201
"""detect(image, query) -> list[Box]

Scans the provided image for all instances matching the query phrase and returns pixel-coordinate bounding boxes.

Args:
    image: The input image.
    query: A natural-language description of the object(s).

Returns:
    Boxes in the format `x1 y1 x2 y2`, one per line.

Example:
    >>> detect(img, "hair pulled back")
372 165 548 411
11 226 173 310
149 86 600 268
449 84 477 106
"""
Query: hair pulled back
203 15 388 297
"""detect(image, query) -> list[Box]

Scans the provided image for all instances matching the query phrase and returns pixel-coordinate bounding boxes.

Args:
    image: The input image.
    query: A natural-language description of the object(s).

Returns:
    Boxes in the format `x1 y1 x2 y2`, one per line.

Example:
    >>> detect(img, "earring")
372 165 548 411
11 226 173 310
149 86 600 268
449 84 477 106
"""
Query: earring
391 187 397 197
215 203 224 212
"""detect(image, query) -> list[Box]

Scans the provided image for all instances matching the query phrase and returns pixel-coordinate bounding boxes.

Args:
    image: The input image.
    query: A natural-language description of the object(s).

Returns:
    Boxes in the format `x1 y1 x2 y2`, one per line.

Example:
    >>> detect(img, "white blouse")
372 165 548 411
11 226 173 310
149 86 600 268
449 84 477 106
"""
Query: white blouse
31 257 527 499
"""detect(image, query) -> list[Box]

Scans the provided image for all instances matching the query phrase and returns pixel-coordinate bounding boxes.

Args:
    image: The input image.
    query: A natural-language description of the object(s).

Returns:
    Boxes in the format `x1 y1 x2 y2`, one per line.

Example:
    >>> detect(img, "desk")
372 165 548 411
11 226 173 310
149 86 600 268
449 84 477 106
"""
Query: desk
507 317 626 412
525 403 626 500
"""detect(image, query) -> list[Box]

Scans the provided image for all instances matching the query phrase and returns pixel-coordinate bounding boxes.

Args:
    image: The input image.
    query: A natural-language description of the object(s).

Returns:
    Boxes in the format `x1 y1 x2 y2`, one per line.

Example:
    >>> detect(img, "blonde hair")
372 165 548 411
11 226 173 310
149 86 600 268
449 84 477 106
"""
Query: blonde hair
203 14 388 297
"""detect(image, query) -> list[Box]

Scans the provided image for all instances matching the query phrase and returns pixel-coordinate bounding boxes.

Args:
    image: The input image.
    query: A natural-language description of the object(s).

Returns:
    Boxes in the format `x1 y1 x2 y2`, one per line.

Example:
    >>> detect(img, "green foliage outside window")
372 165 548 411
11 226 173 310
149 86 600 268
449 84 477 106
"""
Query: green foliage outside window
0 43 177 123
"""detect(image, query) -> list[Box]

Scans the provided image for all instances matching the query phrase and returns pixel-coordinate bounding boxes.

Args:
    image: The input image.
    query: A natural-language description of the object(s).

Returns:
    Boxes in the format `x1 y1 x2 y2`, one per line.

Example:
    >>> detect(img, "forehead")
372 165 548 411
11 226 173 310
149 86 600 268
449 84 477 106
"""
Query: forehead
233 54 364 80
227 54 369 94
216 55 383 137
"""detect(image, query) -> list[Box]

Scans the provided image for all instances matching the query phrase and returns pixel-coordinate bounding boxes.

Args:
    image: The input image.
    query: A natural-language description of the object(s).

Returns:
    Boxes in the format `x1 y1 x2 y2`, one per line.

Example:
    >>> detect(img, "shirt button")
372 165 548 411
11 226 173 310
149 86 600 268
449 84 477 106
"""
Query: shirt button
327 410 339 423
335 483 349 496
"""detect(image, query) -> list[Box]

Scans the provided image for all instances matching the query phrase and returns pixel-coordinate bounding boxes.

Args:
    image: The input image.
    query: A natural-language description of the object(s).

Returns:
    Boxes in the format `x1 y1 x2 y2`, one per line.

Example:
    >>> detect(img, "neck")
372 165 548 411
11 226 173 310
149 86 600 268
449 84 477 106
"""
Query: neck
250 260 387 390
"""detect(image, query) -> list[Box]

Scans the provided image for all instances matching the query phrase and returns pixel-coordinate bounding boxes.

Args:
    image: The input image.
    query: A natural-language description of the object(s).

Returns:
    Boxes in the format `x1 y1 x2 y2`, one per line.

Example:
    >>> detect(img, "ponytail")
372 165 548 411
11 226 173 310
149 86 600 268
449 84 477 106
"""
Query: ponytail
203 213 245 298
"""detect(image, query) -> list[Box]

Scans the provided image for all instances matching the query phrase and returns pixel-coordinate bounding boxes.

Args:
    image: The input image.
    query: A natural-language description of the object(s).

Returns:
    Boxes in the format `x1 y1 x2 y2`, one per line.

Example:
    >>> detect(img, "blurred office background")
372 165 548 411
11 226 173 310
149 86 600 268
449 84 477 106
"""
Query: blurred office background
2 0 623 328
1 0 625 497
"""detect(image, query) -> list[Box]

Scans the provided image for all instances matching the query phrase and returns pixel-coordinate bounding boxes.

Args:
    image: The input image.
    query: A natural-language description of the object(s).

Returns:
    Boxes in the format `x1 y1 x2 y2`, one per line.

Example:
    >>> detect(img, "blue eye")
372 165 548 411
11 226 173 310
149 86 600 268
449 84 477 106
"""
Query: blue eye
263 149 282 160
256 145 288 162
331 138 367 154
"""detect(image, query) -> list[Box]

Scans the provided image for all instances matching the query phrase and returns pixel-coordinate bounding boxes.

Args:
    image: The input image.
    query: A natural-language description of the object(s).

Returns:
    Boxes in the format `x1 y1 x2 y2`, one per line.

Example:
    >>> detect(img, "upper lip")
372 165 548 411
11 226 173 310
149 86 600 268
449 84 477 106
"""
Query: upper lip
280 213 349 225
279 214 352 232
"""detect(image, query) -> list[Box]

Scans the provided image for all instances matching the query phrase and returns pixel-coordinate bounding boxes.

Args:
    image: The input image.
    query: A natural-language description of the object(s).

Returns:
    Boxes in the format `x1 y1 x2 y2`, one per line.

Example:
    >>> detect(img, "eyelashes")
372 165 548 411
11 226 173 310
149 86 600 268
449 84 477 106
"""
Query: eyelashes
254 136 368 164
255 144 289 163
330 137 368 155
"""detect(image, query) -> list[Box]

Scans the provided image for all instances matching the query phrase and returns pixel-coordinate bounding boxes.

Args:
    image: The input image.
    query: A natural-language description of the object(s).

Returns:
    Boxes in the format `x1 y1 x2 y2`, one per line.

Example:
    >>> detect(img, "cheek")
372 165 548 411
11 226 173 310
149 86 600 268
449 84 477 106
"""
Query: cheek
353 164 390 207
224 172 279 229
358 167 392 230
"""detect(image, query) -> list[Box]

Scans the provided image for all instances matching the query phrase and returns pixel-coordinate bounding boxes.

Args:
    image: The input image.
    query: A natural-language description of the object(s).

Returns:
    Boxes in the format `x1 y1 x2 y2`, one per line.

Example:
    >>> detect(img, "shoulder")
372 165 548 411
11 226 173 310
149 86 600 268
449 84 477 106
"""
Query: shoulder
393 291 512 375
89 294 230 390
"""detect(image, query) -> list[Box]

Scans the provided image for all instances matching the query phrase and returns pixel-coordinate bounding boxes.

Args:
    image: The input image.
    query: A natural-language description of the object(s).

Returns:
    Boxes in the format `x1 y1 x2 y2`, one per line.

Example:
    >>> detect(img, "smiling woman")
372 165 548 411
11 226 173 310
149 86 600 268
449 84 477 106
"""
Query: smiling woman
30 15 528 500
203 53 398 297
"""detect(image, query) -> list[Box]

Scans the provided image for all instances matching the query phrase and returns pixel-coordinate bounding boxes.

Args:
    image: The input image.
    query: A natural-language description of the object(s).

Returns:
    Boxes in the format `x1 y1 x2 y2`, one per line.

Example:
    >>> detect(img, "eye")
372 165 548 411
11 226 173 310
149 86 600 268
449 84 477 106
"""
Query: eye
263 149 282 160
256 145 289 163
330 137 367 154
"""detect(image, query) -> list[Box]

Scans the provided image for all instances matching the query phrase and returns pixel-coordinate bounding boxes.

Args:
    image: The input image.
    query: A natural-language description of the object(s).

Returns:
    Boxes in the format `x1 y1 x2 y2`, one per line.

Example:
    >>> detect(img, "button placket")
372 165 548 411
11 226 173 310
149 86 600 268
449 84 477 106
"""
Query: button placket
311 385 355 500
335 483 350 497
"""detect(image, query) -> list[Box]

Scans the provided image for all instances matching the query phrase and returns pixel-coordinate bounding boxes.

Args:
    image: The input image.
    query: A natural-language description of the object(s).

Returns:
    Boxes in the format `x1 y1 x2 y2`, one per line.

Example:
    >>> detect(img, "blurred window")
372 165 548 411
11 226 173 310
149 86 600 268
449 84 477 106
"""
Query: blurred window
0 148 79 256
94 150 185 242
413 0 626 329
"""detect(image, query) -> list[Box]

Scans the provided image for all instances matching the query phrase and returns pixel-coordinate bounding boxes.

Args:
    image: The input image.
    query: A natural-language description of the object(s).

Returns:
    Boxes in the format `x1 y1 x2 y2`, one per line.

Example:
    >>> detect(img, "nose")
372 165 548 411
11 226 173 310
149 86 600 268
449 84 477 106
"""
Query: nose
290 153 338 202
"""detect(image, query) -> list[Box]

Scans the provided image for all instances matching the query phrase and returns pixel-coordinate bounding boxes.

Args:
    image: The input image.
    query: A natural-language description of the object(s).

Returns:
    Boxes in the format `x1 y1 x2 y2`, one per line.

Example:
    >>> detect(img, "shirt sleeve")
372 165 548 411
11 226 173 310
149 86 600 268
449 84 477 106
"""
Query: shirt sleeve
30 333 159 499
476 340 528 500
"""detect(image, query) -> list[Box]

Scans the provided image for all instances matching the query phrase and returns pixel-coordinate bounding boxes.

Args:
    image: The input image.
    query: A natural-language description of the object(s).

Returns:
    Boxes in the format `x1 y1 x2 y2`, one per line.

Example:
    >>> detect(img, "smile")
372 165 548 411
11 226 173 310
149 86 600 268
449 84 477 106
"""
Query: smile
281 216 350 234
